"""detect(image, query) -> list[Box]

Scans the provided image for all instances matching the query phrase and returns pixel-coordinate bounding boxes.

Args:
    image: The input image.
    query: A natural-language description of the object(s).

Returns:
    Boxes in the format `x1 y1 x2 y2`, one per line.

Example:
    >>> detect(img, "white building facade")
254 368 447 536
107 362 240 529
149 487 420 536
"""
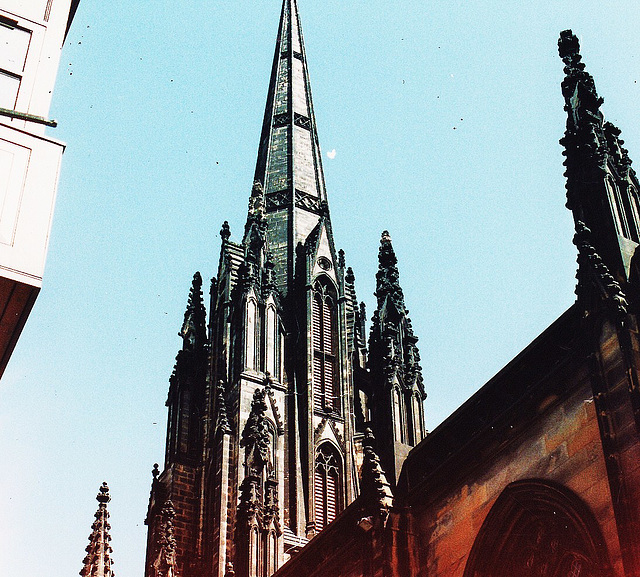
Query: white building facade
0 0 79 375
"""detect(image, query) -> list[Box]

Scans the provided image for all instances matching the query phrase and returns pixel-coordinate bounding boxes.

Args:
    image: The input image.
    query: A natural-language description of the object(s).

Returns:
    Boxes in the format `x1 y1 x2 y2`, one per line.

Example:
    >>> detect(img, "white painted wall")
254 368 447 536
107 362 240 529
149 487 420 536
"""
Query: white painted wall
0 0 75 287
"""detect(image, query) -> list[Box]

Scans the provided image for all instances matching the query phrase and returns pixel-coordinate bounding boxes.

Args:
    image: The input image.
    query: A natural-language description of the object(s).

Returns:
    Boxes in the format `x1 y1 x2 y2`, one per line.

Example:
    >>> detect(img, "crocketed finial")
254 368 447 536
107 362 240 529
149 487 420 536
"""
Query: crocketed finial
220 221 231 242
96 482 110 504
558 29 580 61
359 428 393 524
179 272 207 348
80 483 115 577
573 221 628 322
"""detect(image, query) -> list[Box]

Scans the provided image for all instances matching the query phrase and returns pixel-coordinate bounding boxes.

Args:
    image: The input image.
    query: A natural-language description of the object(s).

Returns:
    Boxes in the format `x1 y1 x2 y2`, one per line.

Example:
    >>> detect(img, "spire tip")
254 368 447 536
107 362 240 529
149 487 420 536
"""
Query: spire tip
558 29 580 60
96 482 110 504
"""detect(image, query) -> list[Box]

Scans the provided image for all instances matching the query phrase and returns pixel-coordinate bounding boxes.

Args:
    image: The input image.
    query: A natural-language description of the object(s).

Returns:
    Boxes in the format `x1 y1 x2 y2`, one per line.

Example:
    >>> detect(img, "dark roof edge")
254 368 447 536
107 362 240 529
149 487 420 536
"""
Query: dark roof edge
64 0 80 43
397 303 586 496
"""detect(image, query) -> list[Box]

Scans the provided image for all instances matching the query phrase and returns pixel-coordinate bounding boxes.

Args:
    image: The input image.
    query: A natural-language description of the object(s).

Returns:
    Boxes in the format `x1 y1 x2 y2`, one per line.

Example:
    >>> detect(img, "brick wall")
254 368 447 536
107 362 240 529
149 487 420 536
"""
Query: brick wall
409 381 620 576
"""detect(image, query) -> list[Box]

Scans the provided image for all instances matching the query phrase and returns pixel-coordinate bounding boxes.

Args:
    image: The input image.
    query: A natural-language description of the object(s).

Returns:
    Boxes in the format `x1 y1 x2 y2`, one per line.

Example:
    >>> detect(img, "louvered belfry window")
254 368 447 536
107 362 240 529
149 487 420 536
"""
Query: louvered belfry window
314 444 342 530
312 283 339 414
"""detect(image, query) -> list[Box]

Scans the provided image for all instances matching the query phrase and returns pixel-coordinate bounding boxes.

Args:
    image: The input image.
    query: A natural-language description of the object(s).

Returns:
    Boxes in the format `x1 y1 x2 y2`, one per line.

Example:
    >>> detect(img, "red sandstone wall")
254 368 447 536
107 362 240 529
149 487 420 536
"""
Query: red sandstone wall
170 464 201 576
410 381 622 576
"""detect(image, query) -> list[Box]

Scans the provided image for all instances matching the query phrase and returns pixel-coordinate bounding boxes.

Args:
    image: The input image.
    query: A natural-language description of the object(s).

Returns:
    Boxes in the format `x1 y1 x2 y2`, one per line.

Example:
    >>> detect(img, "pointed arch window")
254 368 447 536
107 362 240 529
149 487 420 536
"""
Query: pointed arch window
314 443 342 531
312 281 339 414
264 304 278 378
406 390 423 446
463 480 613 577
246 298 258 371
626 183 640 242
392 386 404 443
178 389 191 455
606 176 632 239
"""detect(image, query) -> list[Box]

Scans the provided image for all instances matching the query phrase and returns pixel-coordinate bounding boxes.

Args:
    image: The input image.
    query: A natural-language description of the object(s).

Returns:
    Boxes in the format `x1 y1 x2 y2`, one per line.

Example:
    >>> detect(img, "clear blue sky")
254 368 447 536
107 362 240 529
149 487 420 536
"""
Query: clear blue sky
1 1 639 576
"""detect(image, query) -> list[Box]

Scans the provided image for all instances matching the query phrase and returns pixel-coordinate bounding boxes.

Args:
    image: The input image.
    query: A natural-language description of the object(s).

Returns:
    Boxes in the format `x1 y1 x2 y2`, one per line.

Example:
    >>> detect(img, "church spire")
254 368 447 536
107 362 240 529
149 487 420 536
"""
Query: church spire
368 231 425 484
250 0 334 297
80 483 114 577
147 4 359 575
254 0 327 206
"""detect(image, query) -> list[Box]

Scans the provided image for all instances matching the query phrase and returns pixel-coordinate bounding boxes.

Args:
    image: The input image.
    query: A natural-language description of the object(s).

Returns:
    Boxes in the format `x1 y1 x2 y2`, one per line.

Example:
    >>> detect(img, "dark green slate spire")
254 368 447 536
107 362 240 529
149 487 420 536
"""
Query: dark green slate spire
248 0 337 295
254 0 327 208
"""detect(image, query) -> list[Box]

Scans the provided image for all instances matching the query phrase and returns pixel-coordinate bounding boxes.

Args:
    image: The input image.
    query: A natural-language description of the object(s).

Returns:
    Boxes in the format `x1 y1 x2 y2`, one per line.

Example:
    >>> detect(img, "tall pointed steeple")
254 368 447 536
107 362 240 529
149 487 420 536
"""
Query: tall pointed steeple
253 0 333 294
147 3 370 575
80 483 114 577
203 0 359 563
255 0 327 204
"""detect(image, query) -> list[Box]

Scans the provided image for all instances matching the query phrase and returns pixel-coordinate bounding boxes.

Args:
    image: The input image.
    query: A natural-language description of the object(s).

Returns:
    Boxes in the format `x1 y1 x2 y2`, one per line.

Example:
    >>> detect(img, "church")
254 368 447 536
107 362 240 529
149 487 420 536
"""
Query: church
80 1 640 576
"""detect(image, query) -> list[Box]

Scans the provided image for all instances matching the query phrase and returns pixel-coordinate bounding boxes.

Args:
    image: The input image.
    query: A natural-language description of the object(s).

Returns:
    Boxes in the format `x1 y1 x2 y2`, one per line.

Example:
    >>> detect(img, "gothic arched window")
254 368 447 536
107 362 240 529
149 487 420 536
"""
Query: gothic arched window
312 281 339 414
392 386 404 443
406 390 423 446
626 183 640 242
463 480 612 577
178 389 191 455
606 176 631 239
245 298 258 371
264 303 280 380
314 443 342 531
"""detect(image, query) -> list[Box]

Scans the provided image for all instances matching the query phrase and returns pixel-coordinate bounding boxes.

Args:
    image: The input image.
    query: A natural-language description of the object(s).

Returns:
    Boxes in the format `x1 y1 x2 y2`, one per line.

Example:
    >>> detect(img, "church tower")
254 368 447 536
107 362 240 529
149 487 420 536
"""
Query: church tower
144 2 425 577
207 0 361 570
